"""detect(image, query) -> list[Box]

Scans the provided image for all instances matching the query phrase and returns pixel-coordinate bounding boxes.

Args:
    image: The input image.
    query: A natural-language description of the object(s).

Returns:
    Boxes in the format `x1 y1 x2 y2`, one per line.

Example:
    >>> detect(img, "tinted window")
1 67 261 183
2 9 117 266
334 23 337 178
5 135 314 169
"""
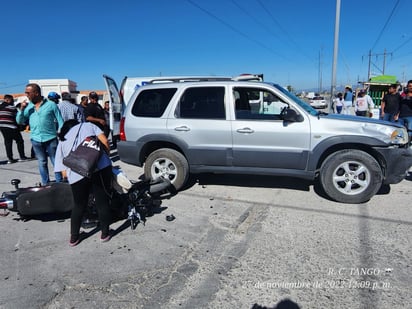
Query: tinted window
176 87 225 119
131 88 177 117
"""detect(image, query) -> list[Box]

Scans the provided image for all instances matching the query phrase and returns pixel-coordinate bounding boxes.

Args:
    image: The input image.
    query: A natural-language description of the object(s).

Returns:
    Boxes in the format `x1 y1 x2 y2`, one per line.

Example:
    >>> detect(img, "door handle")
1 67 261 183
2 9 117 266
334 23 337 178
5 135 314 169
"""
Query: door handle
174 126 190 132
236 127 254 134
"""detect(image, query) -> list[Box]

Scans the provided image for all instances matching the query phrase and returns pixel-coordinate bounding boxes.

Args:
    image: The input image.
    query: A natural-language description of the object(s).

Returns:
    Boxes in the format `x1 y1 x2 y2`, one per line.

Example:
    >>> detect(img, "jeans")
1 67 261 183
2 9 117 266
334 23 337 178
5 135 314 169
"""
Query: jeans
382 112 396 122
398 116 412 140
31 138 63 185
355 110 368 117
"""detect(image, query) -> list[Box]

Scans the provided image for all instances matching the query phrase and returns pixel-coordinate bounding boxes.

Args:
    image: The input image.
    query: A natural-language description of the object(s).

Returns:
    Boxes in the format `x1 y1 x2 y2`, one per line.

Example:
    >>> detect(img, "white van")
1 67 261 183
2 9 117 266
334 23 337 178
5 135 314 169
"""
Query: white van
103 74 263 141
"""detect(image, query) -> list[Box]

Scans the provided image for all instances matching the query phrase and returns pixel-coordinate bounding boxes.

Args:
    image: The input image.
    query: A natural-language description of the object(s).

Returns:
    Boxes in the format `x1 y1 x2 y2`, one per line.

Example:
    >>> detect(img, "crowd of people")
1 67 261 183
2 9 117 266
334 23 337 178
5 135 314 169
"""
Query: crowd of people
1 83 113 246
13 85 110 186
332 81 412 135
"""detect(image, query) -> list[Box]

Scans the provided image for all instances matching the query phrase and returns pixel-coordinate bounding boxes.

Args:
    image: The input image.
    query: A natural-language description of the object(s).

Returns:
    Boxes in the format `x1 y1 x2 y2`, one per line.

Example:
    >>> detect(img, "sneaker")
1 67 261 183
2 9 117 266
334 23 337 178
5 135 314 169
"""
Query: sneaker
7 159 17 164
69 235 80 247
100 230 113 242
18 157 29 162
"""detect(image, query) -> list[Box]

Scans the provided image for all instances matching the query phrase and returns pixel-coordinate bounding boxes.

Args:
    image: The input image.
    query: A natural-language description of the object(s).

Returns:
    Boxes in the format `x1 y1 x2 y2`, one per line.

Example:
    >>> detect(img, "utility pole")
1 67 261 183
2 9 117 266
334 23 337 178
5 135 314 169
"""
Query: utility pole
401 65 406 83
318 49 323 94
367 49 392 79
367 50 372 80
330 0 341 110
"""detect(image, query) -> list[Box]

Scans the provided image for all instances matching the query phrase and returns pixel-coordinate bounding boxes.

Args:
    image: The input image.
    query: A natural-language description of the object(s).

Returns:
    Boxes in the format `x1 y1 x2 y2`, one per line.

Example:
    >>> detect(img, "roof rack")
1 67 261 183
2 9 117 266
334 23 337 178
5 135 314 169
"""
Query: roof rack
146 76 232 84
145 73 264 84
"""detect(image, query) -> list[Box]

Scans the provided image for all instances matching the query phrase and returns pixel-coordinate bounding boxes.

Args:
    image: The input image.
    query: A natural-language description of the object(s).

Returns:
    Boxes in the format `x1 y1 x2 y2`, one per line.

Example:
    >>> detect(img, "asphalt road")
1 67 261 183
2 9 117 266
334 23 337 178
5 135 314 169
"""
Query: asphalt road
0 132 411 309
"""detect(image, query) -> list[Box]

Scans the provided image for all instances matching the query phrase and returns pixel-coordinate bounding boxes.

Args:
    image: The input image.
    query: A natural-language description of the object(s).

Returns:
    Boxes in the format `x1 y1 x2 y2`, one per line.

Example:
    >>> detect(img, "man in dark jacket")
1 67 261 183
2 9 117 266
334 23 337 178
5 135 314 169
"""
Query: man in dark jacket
84 92 109 137
0 94 27 163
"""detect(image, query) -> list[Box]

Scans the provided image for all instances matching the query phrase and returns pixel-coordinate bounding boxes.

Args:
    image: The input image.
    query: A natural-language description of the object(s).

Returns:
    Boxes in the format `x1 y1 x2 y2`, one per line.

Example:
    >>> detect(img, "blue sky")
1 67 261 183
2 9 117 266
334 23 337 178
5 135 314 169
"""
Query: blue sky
1 0 411 94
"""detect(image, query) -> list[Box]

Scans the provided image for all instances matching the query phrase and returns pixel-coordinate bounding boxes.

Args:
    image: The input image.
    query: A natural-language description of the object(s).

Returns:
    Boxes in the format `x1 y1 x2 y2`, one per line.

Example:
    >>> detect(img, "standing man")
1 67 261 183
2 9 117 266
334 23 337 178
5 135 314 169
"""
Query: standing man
58 92 82 122
16 83 64 185
381 84 401 122
84 91 109 137
397 80 412 141
103 100 110 127
343 86 353 115
0 94 28 163
77 95 88 122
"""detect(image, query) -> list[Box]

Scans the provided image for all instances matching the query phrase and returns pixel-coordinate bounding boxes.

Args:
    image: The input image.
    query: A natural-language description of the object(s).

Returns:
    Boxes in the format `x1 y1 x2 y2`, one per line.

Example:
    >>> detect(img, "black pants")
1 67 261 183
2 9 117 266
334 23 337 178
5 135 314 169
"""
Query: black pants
70 166 112 238
0 127 25 160
355 110 368 117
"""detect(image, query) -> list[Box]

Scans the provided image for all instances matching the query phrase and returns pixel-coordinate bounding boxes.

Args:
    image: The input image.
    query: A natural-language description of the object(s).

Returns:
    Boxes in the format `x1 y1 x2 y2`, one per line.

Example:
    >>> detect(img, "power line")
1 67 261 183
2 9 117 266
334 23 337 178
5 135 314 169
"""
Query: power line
370 0 400 51
231 0 284 43
392 35 412 54
185 0 290 61
256 0 290 42
254 0 315 63
392 49 412 59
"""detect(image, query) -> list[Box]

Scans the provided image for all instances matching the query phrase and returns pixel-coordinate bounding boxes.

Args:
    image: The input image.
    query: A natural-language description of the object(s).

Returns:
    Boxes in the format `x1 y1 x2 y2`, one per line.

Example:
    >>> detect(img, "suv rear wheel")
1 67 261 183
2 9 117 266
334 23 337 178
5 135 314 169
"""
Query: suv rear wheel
319 150 383 204
144 148 189 190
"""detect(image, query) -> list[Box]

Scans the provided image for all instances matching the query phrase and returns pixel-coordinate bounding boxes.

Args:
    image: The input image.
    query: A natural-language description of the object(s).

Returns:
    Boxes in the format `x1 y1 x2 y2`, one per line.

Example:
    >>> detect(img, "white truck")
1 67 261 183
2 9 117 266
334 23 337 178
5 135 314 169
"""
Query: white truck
29 79 78 98
16 78 80 106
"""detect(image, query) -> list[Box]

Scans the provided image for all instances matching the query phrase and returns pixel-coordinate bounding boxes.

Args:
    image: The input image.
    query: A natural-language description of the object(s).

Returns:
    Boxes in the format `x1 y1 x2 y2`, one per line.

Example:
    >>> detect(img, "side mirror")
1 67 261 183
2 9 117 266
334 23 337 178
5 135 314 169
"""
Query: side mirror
283 108 304 122
11 179 21 189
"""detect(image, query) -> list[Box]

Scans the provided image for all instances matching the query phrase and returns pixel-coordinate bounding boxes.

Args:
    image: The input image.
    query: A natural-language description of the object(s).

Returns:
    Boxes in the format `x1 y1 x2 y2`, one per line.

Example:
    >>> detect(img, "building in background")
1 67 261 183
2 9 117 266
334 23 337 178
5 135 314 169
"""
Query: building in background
0 79 105 105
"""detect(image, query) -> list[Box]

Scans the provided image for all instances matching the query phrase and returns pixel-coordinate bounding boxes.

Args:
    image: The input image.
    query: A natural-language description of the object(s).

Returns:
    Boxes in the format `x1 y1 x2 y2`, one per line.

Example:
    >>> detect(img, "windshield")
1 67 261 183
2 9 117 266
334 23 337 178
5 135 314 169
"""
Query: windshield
272 84 319 116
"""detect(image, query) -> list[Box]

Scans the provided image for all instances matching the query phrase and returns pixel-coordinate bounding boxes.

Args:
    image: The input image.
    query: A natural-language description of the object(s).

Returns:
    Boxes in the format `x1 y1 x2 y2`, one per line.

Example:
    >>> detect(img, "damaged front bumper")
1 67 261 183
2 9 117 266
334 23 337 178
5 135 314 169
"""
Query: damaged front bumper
375 146 412 184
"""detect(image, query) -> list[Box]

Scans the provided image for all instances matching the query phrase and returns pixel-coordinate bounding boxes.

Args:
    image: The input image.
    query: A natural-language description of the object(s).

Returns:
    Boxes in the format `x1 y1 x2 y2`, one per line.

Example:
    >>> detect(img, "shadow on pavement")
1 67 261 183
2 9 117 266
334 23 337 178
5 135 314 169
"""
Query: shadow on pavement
188 173 313 191
185 172 395 203
12 211 71 222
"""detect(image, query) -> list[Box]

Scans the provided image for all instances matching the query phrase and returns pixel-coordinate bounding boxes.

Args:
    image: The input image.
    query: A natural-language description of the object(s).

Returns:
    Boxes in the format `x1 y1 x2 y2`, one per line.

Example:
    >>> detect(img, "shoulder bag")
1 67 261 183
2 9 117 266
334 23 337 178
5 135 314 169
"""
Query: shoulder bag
63 124 102 178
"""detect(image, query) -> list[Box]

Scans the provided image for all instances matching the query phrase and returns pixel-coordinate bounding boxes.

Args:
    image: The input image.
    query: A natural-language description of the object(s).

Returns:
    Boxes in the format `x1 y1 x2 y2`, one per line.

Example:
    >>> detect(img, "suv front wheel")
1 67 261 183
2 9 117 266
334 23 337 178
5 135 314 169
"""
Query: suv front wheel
319 150 383 204
144 148 189 190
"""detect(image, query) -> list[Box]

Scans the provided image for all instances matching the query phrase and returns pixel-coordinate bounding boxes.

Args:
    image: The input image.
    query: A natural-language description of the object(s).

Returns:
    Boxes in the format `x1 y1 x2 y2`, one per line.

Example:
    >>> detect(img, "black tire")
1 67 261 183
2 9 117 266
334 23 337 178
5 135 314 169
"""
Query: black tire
319 150 383 204
144 149 189 191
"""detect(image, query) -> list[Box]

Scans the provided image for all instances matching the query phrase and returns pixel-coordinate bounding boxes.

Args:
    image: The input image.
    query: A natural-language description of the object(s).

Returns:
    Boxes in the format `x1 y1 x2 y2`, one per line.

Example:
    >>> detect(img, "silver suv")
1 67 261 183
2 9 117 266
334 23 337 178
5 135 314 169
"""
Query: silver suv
113 78 412 204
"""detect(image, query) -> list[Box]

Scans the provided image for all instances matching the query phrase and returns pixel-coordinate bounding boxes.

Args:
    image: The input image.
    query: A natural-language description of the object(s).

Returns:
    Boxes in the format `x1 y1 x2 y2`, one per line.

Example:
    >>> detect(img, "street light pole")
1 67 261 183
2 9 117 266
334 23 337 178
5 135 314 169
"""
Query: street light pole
330 0 341 112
